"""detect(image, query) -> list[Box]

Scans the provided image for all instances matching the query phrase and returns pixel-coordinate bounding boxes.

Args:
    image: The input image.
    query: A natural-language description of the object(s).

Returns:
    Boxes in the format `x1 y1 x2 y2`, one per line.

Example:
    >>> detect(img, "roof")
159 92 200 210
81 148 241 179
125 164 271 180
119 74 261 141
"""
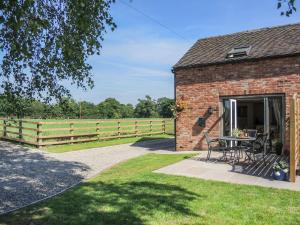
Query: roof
174 23 300 70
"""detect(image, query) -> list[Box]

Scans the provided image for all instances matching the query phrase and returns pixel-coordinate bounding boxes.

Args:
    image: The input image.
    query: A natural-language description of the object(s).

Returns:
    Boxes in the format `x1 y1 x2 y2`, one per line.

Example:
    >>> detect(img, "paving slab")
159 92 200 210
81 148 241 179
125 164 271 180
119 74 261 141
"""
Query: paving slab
155 151 300 191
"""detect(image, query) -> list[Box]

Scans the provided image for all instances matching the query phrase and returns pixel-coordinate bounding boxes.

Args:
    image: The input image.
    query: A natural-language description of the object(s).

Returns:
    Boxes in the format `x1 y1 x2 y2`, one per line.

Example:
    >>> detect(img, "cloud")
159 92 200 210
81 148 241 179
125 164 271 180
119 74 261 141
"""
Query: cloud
92 28 192 67
97 61 171 77
75 27 187 104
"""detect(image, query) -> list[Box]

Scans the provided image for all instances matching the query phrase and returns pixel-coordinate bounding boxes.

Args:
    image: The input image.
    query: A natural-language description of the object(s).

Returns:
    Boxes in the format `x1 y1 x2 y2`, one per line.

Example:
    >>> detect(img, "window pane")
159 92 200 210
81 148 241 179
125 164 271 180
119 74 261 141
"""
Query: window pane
223 100 230 136
231 101 236 131
268 97 283 147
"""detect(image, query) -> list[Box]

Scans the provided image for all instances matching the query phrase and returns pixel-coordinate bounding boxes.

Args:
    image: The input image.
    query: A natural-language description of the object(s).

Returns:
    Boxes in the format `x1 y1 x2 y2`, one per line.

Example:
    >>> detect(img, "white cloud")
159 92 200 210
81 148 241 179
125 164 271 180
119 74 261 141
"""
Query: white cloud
98 61 171 77
91 28 192 67
78 27 188 104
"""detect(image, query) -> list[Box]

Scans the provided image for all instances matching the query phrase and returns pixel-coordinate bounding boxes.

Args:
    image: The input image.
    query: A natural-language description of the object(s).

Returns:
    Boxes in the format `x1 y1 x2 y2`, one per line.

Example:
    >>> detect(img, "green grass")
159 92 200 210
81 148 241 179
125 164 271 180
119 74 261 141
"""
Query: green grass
46 134 173 153
1 154 300 225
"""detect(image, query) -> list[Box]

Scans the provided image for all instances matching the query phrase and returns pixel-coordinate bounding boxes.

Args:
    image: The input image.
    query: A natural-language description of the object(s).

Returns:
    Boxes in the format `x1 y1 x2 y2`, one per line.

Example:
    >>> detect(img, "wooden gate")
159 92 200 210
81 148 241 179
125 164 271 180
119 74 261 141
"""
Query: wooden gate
290 93 300 182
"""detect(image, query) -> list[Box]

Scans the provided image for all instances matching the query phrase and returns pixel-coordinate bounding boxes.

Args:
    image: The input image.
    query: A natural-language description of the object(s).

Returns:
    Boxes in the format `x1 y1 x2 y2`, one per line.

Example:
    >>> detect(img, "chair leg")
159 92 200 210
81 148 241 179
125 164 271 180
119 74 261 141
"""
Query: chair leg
206 149 212 161
263 154 267 166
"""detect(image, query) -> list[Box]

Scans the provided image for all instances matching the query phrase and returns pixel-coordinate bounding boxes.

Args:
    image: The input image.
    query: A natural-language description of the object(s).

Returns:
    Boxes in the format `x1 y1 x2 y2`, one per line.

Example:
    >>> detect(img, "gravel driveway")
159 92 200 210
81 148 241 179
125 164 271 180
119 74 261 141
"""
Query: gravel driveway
0 139 175 214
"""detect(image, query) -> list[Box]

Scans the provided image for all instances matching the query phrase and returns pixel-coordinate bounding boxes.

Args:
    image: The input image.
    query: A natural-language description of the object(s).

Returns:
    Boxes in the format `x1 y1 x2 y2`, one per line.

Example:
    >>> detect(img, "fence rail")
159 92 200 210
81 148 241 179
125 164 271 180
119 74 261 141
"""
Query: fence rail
0 118 174 148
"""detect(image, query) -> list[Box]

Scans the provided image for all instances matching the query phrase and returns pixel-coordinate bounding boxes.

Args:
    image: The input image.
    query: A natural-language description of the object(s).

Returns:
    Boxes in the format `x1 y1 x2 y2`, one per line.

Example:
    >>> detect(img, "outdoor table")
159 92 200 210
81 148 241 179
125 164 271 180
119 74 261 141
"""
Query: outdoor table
219 136 256 142
219 136 256 164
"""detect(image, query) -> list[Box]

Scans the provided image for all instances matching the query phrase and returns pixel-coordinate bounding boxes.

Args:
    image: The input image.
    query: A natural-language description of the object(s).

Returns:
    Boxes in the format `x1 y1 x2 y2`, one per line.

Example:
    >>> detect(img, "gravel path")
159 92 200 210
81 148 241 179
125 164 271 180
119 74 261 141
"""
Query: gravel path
0 138 176 214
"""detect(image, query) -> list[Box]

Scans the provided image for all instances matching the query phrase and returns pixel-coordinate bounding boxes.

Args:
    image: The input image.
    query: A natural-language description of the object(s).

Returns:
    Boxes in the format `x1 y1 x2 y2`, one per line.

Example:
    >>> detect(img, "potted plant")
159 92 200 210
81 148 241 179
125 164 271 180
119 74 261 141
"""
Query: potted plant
171 96 188 118
273 160 289 181
274 142 283 155
232 128 243 138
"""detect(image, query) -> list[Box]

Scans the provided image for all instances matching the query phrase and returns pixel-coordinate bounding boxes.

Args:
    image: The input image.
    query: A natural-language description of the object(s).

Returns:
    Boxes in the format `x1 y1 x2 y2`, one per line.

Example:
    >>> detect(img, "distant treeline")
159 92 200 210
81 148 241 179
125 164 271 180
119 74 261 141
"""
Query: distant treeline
0 95 175 119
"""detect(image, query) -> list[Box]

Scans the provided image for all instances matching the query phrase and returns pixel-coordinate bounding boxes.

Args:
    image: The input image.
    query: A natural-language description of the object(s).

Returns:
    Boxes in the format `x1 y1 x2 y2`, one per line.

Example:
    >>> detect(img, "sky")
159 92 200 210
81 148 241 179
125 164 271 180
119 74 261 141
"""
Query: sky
70 0 300 105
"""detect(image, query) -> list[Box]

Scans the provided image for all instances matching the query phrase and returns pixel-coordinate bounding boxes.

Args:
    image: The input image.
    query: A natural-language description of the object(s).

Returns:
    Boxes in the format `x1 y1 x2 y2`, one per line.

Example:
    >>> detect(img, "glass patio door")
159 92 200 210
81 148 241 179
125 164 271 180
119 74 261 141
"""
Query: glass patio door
266 97 284 151
222 95 284 149
230 99 237 136
223 99 237 136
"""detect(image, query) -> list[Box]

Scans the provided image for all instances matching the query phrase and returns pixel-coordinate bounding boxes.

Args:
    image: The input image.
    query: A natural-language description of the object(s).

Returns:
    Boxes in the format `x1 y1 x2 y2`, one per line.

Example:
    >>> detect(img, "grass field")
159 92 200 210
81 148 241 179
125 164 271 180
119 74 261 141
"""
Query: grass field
46 134 173 153
0 118 174 150
1 153 300 225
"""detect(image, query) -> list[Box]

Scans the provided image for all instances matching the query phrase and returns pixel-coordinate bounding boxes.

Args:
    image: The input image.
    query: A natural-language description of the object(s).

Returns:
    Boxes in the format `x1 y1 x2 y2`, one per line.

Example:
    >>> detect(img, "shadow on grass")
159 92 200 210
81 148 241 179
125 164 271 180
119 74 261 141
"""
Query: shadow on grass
131 137 175 152
135 135 171 142
5 180 201 225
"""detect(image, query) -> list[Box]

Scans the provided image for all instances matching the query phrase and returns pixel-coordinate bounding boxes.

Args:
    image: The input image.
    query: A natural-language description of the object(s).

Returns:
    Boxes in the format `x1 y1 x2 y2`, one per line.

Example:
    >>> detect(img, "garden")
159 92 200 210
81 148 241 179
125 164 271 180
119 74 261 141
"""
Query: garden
1 154 300 225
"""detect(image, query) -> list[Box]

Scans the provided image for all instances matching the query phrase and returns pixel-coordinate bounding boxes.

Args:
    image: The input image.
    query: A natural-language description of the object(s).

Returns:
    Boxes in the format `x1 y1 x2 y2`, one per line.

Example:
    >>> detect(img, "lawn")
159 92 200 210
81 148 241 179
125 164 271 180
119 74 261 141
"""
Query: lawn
1 154 300 225
46 134 173 153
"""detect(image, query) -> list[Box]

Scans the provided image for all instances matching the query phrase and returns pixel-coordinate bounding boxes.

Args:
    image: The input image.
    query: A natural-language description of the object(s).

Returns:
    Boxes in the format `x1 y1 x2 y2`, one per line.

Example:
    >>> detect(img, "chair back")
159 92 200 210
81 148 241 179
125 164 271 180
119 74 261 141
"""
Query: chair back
253 133 268 153
204 132 212 148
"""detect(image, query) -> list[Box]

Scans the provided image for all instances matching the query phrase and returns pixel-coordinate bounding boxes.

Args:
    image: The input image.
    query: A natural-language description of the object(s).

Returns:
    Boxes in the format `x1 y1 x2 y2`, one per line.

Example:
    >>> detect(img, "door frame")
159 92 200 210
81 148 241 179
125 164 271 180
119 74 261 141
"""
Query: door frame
229 99 237 136
220 94 285 145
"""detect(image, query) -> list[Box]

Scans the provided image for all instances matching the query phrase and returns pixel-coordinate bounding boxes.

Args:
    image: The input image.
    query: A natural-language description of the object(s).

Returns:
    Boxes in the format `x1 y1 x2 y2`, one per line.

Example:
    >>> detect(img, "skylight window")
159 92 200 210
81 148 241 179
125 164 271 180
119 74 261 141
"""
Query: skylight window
226 46 251 58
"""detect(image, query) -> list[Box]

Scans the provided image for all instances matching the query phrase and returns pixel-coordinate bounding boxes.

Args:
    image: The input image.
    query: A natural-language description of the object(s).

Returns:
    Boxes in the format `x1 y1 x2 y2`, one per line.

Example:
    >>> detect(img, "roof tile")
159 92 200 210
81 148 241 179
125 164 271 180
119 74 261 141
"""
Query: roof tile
174 23 300 69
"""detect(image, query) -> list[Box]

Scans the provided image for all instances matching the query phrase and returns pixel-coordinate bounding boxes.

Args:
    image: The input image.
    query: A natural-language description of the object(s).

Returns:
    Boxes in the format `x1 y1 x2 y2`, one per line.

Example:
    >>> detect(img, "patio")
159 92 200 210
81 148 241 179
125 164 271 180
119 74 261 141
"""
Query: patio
155 151 300 191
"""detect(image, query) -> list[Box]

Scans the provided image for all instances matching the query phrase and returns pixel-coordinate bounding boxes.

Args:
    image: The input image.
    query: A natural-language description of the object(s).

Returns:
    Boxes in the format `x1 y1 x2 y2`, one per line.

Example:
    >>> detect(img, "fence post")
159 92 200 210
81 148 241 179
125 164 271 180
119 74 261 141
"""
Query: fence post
150 120 152 136
36 122 42 149
135 120 138 137
96 121 100 141
3 119 7 137
70 122 74 144
162 120 166 134
19 120 23 143
290 94 298 182
118 121 121 138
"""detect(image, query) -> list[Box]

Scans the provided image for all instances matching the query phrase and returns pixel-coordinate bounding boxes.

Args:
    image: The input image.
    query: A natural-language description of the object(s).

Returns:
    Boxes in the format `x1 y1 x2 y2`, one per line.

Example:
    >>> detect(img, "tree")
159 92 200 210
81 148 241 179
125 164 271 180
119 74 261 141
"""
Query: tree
121 104 134 118
277 0 297 16
0 94 32 118
30 100 47 118
97 98 123 119
0 0 116 101
134 95 158 118
79 101 97 119
157 97 175 118
58 97 79 118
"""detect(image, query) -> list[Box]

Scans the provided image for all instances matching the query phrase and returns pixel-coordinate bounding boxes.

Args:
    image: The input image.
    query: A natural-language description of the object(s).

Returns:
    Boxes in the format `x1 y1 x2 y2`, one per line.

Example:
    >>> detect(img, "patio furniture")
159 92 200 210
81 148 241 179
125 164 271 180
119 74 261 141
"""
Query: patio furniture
219 136 256 164
204 132 230 161
244 129 258 138
245 133 269 165
240 129 258 151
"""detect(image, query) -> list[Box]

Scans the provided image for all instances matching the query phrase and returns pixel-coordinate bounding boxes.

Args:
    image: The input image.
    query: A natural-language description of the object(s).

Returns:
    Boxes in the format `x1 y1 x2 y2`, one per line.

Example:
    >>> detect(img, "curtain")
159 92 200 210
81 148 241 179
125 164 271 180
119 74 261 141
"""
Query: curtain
272 98 281 131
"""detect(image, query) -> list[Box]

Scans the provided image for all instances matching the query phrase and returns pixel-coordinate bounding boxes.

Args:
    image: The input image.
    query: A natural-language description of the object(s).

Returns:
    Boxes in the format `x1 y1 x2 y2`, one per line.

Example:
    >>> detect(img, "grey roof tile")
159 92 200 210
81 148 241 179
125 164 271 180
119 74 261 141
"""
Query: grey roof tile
174 23 300 69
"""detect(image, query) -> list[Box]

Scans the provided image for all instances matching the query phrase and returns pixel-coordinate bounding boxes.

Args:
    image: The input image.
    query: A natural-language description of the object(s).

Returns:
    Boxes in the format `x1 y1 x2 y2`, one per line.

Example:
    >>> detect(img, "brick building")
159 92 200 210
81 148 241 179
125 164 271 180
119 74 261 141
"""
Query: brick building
173 23 300 151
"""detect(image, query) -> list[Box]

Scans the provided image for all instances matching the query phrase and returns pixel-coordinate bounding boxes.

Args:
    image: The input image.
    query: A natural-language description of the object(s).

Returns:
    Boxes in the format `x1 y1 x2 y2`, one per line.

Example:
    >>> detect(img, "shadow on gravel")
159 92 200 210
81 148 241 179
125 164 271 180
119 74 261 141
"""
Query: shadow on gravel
130 138 175 151
0 141 90 214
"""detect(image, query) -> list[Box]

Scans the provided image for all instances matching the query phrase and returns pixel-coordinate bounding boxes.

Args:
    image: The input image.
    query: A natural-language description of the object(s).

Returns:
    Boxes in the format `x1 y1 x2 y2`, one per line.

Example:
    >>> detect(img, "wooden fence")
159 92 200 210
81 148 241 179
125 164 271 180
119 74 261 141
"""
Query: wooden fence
0 118 174 148
290 93 300 182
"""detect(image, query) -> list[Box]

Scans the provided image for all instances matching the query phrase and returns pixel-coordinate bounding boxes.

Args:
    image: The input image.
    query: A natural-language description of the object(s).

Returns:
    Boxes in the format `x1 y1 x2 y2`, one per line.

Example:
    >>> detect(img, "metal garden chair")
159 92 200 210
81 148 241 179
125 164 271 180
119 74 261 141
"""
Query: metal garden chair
245 133 269 165
204 132 231 161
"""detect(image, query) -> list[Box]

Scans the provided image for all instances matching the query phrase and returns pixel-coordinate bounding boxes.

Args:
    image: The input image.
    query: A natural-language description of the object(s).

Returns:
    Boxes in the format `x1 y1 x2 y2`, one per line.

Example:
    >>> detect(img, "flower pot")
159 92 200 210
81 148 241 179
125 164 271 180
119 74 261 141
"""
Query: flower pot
273 170 288 181
282 170 289 181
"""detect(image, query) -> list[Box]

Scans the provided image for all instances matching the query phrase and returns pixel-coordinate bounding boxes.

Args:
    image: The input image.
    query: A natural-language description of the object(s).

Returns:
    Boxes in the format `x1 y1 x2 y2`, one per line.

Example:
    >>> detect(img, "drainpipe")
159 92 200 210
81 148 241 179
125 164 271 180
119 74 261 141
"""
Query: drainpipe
172 68 177 151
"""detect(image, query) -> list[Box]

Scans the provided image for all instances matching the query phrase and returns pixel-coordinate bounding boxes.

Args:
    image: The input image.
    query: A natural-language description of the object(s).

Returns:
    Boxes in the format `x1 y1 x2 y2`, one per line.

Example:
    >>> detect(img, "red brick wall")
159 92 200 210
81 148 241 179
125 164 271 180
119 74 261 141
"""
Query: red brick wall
175 56 300 151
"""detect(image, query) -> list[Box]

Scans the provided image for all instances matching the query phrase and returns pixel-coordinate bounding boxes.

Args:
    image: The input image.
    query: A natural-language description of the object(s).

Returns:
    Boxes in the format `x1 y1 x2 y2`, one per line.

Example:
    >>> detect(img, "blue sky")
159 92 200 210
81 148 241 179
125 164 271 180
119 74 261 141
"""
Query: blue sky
70 0 300 105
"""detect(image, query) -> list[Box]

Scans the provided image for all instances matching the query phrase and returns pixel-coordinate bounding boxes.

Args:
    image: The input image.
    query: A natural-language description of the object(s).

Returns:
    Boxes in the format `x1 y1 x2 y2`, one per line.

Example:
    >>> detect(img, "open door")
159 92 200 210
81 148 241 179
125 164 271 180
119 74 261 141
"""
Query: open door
223 99 237 137
230 99 237 136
